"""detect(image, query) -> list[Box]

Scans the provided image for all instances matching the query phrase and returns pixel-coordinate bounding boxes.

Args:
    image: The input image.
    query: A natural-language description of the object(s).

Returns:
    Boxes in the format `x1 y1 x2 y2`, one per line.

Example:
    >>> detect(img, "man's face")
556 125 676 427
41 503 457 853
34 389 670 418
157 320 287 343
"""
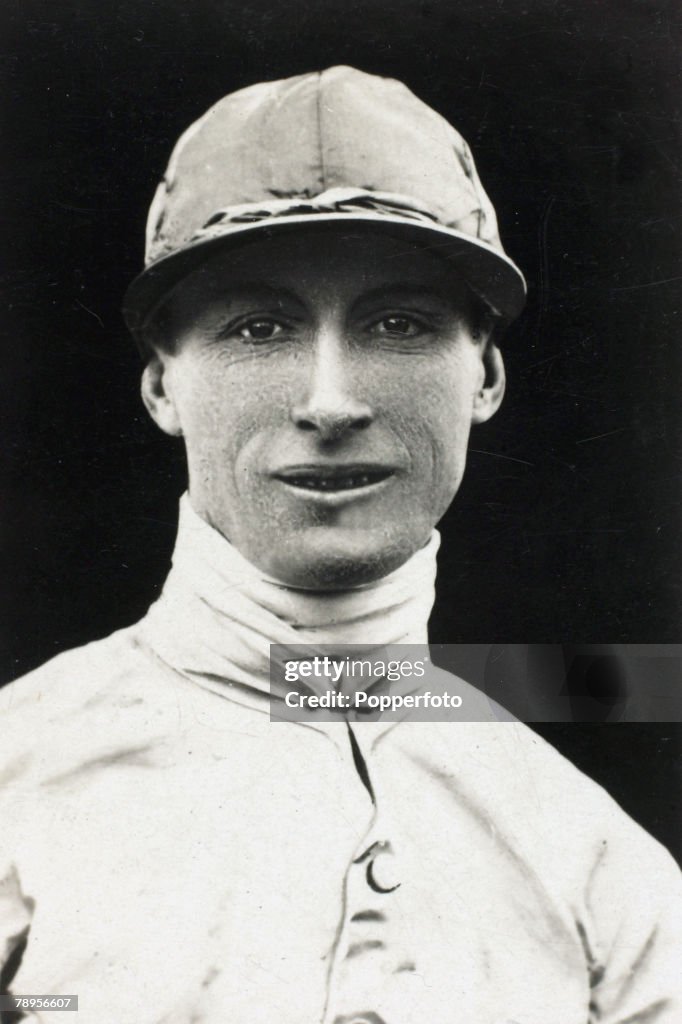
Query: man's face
142 228 504 588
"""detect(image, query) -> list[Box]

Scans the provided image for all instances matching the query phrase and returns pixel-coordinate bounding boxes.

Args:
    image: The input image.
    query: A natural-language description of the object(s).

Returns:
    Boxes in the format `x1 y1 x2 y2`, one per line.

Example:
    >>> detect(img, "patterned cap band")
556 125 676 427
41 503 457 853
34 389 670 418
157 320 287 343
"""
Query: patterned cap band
191 189 442 239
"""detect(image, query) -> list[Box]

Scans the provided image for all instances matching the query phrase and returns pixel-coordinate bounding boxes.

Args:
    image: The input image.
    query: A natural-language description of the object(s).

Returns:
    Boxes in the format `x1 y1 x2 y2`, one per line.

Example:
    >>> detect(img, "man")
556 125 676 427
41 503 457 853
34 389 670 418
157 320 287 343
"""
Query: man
1 66 680 1024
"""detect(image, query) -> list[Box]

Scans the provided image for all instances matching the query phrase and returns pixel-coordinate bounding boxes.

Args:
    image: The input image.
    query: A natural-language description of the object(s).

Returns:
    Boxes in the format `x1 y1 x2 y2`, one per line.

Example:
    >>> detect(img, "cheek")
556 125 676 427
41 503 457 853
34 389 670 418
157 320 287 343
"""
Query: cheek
408 402 472 510
172 359 277 452
380 353 478 494
171 358 294 510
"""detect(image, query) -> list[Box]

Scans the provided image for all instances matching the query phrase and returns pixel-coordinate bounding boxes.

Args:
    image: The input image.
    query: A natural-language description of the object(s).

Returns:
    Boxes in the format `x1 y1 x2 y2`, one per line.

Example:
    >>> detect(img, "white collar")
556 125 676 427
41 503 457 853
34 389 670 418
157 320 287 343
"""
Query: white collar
141 494 439 712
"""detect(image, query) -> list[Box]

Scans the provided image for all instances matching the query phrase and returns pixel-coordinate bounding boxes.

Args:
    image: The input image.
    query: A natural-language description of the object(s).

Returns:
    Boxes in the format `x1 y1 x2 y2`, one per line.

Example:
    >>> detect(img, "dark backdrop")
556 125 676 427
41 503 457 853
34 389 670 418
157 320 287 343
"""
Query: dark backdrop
1 0 680 857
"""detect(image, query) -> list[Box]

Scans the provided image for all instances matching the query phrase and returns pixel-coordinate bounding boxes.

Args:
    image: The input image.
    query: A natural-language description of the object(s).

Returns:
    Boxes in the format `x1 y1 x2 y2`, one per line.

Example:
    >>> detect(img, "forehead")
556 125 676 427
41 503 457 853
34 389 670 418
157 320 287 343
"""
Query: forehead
160 226 474 321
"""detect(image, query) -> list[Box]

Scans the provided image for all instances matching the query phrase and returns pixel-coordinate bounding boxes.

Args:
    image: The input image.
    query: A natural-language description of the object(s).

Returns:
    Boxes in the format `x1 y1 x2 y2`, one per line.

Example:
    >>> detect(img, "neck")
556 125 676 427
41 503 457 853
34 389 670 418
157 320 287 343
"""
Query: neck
141 495 439 707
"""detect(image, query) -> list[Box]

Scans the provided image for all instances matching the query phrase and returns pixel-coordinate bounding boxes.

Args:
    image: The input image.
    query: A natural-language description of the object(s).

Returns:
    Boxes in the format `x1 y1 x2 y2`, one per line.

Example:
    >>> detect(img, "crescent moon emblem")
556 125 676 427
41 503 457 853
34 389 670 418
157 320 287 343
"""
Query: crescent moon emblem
365 858 401 894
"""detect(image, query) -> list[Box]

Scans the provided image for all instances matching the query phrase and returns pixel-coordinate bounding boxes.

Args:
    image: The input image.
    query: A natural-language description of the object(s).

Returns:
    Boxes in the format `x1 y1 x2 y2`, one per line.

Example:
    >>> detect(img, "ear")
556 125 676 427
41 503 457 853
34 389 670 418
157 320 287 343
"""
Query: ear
140 354 183 436
471 340 505 425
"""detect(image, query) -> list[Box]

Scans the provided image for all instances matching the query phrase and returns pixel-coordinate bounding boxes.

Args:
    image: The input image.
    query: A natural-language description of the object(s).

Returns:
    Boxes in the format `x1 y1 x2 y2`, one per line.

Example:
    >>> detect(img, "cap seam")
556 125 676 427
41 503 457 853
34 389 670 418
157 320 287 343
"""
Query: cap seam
316 71 327 191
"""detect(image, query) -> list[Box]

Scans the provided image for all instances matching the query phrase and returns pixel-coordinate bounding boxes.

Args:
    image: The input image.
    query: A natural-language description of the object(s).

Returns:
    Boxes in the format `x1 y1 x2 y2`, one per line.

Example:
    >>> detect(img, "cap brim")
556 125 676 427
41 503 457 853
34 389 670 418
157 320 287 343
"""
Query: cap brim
123 212 527 342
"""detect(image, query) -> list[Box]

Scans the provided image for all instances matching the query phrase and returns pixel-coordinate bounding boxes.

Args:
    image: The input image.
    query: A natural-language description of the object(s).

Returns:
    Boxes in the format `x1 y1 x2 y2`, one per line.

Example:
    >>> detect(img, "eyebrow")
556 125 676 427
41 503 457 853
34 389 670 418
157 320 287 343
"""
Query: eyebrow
177 280 461 319
349 283 462 312
201 282 306 308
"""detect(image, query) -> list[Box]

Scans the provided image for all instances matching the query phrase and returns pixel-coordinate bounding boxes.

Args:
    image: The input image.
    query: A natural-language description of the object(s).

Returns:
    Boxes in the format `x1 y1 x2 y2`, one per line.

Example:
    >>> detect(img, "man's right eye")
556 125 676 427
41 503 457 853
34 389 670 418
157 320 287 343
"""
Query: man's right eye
235 318 285 342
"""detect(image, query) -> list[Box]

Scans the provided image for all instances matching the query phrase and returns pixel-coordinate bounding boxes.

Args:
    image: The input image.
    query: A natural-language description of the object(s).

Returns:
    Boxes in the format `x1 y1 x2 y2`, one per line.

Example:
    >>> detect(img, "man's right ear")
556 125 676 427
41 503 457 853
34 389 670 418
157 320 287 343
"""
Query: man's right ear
141 355 183 436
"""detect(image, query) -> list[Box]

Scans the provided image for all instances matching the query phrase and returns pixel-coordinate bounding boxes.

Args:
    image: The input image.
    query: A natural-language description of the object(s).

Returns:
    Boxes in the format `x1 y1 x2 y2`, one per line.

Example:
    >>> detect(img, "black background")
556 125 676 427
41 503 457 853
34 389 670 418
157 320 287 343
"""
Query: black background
1 1 680 858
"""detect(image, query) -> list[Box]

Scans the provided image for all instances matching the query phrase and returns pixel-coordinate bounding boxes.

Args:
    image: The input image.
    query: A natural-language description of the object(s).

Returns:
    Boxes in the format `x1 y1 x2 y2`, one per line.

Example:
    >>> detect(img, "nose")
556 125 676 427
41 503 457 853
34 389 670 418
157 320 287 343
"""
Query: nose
291 328 373 441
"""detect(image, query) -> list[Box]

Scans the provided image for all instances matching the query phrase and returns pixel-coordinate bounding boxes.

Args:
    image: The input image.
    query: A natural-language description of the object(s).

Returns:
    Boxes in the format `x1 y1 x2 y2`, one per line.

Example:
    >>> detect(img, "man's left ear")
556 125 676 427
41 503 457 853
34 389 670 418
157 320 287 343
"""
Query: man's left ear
471 341 505 424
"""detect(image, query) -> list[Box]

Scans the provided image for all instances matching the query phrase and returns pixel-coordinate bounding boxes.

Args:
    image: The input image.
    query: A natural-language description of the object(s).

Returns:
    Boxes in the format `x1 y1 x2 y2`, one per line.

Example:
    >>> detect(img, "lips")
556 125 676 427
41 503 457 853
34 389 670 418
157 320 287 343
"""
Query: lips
273 464 395 493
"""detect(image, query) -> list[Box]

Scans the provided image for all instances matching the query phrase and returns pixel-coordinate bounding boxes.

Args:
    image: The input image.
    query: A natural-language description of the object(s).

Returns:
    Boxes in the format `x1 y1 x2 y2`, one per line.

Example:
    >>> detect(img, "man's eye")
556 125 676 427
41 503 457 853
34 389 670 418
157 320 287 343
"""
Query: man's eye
371 315 423 338
236 318 284 342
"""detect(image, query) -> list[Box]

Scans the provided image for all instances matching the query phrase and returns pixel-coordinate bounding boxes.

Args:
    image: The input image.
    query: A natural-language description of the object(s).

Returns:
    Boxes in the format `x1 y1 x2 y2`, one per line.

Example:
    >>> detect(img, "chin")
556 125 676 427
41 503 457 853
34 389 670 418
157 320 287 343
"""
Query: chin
264 526 423 591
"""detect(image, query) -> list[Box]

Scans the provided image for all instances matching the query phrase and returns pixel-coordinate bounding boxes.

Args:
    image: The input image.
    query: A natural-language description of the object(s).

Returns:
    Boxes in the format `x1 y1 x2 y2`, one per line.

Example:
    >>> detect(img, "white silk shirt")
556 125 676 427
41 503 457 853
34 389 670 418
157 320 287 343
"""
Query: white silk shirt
1 502 680 1023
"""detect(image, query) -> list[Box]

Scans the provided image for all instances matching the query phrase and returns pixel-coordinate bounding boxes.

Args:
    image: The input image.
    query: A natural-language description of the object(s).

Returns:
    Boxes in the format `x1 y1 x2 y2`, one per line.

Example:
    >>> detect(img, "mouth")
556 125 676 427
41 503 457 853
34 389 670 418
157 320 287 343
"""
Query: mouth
273 464 396 494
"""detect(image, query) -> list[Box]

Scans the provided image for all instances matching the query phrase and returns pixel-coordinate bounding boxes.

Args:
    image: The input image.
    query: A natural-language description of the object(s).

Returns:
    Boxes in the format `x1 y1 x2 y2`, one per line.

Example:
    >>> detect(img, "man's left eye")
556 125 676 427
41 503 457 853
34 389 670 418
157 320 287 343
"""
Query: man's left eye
371 315 423 337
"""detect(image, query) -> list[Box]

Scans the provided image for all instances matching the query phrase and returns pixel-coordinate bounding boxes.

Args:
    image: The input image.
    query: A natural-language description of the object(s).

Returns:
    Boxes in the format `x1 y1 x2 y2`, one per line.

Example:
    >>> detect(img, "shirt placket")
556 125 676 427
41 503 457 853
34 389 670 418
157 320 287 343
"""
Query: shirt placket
323 722 412 1024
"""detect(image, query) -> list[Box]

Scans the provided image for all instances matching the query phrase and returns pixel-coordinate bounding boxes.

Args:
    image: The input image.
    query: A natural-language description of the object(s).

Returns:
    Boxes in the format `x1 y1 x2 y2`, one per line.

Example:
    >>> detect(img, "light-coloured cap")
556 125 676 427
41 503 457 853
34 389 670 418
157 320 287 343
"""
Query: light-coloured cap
123 65 526 338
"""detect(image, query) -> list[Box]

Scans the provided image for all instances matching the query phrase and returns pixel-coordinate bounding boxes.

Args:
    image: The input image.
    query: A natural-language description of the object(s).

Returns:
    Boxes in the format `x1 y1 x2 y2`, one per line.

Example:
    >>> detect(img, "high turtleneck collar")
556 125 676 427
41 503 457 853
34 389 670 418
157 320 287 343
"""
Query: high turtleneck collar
140 495 439 711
